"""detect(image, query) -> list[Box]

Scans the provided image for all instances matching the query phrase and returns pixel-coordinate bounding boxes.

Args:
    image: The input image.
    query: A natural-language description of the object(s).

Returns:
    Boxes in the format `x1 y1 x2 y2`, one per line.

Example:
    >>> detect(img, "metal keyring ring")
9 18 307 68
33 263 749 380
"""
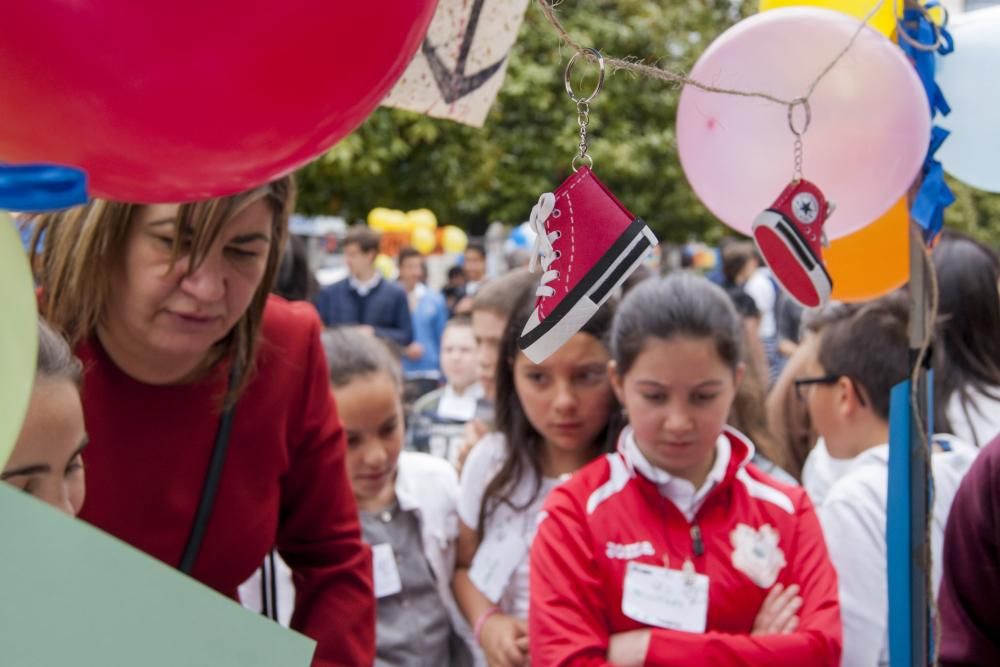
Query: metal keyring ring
564 48 605 104
895 3 948 53
572 153 594 172
787 98 811 137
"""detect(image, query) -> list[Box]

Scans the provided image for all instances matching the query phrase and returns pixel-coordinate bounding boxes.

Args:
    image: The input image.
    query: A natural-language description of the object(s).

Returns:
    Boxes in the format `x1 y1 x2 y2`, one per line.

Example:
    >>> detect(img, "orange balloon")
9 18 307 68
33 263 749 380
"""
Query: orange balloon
826 198 910 302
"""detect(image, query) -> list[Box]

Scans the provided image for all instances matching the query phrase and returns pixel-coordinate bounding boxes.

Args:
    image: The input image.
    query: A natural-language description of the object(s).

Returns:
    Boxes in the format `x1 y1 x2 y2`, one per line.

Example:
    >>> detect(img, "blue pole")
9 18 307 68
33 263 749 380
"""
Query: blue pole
886 222 934 666
887 379 914 667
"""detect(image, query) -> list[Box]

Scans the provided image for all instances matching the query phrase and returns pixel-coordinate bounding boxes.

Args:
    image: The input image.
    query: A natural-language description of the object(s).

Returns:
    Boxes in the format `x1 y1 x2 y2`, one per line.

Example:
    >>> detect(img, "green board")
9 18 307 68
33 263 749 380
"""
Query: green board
0 212 38 468
0 484 315 666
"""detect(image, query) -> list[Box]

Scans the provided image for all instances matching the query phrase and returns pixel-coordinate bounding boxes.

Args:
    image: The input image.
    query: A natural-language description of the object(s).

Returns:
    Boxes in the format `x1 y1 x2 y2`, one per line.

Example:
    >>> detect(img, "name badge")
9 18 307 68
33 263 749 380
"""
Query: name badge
468 520 529 604
621 561 709 633
372 543 403 599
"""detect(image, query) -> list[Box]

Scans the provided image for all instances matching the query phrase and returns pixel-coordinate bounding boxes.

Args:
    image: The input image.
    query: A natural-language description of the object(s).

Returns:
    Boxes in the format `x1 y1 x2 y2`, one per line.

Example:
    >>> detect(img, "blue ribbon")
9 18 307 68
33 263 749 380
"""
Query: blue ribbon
899 4 953 116
898 2 954 243
911 127 955 242
0 164 88 212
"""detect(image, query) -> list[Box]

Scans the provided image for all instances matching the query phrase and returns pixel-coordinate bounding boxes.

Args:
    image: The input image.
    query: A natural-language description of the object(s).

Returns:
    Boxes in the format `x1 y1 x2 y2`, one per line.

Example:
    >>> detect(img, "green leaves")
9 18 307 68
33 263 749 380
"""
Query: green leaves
945 176 1000 243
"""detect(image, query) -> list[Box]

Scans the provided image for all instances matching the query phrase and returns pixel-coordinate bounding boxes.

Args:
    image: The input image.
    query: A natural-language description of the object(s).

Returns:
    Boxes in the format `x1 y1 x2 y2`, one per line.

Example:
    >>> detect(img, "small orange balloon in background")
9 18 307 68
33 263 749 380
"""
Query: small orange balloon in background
826 197 910 302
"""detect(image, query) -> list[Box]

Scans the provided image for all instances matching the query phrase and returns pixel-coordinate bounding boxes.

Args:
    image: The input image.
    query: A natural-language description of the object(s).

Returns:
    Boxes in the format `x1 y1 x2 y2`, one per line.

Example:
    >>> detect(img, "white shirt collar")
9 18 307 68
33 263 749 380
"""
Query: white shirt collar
349 273 381 296
406 282 427 311
437 383 485 421
622 427 731 522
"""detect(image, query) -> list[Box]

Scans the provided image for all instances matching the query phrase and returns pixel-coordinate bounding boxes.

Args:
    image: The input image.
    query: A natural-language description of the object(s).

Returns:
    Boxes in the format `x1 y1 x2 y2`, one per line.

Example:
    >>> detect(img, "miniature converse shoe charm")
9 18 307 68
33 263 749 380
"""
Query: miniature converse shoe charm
518 168 658 364
518 47 659 363
752 97 834 309
730 523 787 589
752 178 834 310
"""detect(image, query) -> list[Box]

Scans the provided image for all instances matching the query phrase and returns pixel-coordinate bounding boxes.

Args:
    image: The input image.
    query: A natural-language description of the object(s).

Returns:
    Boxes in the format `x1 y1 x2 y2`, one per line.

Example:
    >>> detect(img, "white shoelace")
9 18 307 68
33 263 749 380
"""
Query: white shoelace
528 192 560 298
821 200 835 247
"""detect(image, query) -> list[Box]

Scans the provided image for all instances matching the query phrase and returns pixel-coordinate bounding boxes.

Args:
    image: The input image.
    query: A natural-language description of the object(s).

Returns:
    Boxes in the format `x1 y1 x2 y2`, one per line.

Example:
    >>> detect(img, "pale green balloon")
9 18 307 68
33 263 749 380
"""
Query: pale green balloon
0 212 38 467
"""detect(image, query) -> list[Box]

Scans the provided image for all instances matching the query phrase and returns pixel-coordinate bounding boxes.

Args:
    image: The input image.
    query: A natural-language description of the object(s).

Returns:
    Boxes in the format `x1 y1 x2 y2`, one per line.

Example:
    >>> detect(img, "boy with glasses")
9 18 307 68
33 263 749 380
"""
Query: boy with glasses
797 295 978 666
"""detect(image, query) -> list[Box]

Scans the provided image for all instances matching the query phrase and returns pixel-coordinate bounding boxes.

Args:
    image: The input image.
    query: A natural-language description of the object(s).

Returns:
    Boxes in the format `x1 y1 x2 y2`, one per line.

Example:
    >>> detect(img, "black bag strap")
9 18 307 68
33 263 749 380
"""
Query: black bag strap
179 363 240 574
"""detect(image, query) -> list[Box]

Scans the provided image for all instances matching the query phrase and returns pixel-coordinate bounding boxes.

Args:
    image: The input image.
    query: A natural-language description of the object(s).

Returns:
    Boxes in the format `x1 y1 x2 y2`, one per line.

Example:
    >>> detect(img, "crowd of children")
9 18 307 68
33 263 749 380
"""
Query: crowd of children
7 190 1000 666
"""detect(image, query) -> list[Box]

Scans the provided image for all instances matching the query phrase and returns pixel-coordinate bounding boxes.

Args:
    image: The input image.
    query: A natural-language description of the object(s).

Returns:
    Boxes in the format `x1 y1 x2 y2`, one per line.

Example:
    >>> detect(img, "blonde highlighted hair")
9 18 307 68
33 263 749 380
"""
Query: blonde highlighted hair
30 177 295 408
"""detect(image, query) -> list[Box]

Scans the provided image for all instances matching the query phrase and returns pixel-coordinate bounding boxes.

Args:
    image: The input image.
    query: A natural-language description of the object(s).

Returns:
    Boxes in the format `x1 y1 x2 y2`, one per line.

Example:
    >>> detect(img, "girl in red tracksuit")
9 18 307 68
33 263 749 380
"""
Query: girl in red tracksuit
529 273 841 666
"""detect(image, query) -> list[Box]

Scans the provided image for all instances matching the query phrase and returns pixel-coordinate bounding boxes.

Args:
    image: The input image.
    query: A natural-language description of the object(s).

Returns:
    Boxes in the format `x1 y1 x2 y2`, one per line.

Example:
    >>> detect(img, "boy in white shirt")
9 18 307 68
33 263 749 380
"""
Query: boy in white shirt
798 296 977 666
409 318 485 464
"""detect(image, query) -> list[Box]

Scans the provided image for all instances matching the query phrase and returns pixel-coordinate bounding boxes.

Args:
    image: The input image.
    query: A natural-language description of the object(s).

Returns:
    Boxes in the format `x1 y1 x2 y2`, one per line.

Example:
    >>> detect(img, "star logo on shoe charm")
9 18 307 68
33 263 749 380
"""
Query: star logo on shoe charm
751 179 834 309
792 192 819 224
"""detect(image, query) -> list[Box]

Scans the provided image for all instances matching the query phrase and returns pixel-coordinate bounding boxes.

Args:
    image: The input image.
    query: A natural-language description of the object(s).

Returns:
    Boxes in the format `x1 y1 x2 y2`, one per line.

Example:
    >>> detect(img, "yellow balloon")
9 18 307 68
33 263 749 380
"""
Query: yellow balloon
407 208 438 231
368 208 410 232
924 3 946 27
759 0 901 38
411 226 437 254
385 210 410 233
370 209 404 233
367 207 391 231
374 253 398 280
441 225 468 254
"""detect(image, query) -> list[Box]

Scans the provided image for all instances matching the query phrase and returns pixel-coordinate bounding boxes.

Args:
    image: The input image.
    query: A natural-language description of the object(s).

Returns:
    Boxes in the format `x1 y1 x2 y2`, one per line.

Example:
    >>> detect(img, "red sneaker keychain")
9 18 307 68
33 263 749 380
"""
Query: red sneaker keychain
752 98 834 309
519 49 658 364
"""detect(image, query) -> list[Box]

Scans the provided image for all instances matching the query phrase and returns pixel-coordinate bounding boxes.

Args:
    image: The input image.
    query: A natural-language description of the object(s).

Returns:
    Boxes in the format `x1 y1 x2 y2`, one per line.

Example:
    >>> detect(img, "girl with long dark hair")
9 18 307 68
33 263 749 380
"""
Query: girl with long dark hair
934 230 1000 447
452 291 620 667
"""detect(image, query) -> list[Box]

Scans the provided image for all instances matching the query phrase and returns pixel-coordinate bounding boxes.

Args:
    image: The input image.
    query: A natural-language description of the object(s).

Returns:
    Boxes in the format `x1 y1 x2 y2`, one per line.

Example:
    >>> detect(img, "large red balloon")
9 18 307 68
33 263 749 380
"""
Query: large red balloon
0 1 437 202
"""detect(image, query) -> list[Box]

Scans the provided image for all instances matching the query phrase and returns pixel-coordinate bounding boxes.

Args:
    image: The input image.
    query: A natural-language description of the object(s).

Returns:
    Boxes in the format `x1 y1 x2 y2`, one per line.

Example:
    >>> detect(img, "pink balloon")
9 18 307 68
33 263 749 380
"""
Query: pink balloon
0 1 437 202
677 8 929 239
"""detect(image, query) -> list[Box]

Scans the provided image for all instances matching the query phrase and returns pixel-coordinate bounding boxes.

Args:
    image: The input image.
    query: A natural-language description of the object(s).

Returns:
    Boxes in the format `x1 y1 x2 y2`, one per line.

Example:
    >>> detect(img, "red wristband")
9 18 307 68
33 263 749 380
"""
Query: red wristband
473 606 500 644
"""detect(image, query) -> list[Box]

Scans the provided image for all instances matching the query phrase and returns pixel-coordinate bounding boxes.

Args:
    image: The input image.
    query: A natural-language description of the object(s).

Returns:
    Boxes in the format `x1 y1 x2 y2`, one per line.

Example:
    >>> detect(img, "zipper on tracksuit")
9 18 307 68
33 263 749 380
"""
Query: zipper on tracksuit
655 493 708 566
690 524 704 558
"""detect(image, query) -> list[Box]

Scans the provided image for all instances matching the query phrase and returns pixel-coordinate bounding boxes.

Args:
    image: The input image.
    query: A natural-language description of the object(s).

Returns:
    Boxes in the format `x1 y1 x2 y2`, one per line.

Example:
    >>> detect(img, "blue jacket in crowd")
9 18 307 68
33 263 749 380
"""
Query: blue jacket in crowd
314 277 413 348
402 285 449 379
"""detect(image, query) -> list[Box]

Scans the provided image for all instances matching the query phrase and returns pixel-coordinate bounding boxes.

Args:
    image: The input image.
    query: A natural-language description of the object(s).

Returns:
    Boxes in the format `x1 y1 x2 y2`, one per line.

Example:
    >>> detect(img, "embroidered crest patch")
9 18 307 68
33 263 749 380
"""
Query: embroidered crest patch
730 523 787 588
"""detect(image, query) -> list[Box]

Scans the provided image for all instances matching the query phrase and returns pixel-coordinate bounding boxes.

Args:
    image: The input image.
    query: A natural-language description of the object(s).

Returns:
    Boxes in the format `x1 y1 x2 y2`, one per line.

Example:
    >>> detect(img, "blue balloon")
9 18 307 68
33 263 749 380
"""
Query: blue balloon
937 7 1000 193
0 164 88 212
509 226 529 248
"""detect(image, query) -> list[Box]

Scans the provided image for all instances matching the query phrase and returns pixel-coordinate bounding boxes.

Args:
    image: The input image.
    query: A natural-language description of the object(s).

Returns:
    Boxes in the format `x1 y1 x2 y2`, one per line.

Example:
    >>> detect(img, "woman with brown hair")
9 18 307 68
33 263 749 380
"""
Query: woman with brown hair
30 178 374 666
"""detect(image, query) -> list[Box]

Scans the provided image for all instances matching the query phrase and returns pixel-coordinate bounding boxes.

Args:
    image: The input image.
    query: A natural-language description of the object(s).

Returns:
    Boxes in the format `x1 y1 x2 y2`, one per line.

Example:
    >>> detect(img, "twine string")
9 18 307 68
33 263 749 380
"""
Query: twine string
538 0 888 123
